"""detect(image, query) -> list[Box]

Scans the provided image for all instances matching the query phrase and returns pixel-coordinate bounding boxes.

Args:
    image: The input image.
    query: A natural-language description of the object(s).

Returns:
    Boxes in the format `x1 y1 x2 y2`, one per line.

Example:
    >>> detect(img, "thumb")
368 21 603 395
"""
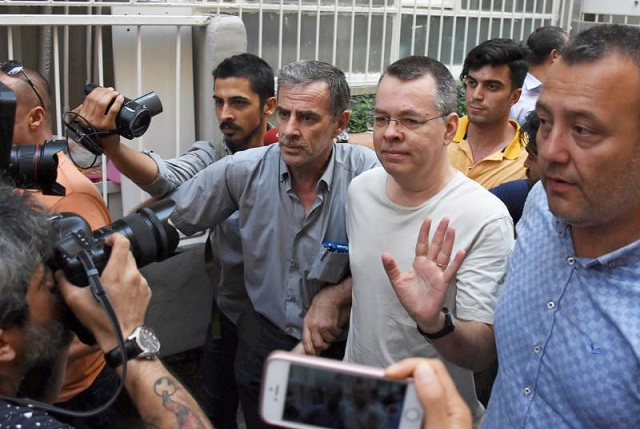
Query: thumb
381 253 402 286
414 363 450 429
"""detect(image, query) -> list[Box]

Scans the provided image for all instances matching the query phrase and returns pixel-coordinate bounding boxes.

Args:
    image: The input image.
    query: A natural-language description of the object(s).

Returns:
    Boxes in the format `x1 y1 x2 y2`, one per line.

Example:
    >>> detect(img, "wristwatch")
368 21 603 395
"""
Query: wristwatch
416 307 456 343
105 325 161 368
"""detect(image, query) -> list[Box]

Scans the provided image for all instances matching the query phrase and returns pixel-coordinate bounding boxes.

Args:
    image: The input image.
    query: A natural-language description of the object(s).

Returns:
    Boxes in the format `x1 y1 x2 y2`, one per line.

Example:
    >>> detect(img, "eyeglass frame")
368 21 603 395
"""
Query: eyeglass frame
0 60 46 111
367 113 447 131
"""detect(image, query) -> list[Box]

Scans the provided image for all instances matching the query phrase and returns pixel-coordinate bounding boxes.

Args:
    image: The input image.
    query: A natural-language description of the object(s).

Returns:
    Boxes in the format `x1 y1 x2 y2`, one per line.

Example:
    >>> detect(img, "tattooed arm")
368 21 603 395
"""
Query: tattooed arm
57 234 213 429
125 360 212 429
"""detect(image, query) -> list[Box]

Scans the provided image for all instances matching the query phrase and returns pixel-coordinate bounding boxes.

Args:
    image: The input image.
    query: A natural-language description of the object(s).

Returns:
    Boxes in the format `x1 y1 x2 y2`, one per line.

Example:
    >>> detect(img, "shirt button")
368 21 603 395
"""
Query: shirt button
523 387 532 395
533 345 542 354
467 165 473 170
608 261 616 268
286 328 294 335
547 301 556 309
566 256 576 266
287 296 296 302
290 261 298 269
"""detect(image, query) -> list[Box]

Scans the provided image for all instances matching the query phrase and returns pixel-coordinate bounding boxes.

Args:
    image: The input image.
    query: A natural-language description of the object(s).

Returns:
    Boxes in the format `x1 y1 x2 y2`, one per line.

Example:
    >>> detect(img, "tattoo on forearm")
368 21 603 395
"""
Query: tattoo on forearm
153 377 207 429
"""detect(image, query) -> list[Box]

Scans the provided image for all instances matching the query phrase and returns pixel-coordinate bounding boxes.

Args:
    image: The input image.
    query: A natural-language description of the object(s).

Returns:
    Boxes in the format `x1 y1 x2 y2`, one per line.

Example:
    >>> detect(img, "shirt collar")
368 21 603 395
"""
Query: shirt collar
551 215 640 268
221 138 233 155
524 72 543 91
278 143 336 192
452 116 523 160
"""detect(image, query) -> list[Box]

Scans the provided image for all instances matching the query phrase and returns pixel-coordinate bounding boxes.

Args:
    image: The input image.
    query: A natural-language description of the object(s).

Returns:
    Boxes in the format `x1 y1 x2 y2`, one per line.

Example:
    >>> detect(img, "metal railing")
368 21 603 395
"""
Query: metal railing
1 0 574 212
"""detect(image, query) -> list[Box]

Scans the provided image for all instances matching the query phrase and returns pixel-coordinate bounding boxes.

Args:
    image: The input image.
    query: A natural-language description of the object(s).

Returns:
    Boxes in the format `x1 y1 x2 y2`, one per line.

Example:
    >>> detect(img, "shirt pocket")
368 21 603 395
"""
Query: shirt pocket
307 243 350 284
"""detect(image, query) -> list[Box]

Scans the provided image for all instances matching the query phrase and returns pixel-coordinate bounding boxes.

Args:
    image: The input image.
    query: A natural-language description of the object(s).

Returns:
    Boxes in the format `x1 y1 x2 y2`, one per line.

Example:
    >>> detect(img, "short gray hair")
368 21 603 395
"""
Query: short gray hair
0 184 54 328
382 56 457 116
278 60 350 119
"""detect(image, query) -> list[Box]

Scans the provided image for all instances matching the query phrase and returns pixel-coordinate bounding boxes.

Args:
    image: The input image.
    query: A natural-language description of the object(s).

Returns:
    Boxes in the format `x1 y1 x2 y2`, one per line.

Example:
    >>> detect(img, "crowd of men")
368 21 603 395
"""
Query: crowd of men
0 21 638 429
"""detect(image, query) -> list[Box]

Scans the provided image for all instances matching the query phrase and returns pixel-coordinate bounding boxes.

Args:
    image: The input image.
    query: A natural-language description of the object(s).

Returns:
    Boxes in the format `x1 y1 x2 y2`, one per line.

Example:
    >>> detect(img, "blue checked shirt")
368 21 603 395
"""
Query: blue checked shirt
484 183 640 428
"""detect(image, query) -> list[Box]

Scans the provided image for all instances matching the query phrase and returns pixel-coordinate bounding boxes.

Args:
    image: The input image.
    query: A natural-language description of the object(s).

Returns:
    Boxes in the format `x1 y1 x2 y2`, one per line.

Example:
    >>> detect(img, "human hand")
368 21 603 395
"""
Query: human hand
56 233 151 353
302 281 351 355
72 86 124 155
385 358 472 429
382 218 465 331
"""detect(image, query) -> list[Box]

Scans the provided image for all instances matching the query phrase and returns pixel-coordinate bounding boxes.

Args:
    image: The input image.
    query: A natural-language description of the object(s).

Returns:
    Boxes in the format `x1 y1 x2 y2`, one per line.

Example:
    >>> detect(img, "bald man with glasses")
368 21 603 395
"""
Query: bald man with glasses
0 62 118 428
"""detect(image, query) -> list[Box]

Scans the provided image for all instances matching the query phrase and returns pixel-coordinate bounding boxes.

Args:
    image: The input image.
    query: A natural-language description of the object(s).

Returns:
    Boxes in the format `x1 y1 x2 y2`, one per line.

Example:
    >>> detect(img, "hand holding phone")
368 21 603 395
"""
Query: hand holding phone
261 351 424 429
386 358 472 429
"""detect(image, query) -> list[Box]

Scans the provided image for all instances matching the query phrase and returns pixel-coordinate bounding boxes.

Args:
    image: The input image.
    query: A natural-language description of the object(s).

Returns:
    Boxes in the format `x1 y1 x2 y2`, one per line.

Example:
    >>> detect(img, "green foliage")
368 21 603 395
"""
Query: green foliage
456 80 467 117
348 94 375 133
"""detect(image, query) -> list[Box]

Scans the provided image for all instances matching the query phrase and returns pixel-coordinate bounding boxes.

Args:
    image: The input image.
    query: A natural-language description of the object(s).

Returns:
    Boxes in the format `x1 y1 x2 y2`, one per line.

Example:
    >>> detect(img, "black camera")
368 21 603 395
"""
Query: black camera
1 81 66 196
67 84 163 157
49 199 179 345
50 198 179 286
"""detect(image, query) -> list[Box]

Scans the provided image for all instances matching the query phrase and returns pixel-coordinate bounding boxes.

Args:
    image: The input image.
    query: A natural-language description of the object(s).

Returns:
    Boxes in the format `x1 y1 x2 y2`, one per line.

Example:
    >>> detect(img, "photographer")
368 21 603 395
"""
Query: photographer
1 63 118 427
0 185 212 429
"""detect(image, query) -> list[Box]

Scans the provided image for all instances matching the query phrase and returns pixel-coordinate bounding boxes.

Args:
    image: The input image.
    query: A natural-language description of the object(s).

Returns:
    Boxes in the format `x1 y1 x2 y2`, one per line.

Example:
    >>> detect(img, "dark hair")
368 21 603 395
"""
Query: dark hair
278 60 350 119
460 38 529 90
0 183 53 328
213 53 275 104
526 26 569 65
520 110 540 158
383 56 457 116
561 24 640 70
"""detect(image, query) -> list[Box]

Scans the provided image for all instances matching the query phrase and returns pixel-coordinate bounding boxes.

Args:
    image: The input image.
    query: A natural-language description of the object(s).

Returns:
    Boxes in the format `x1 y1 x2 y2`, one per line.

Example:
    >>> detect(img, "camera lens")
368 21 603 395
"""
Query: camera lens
8 140 66 196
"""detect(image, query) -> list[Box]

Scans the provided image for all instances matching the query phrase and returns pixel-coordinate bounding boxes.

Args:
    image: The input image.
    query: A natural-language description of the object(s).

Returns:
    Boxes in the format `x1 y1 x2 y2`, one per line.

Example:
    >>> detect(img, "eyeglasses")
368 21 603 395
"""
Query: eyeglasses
367 114 446 131
0 60 46 111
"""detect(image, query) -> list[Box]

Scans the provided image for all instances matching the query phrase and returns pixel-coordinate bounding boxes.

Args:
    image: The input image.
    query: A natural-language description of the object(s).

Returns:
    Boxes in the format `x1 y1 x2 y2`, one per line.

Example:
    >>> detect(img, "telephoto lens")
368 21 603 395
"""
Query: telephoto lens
50 198 179 287
49 199 179 345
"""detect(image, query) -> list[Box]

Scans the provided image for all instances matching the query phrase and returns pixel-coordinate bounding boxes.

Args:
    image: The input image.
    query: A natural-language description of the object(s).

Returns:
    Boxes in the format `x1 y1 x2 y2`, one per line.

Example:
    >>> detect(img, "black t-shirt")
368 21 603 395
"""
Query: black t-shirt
0 400 73 428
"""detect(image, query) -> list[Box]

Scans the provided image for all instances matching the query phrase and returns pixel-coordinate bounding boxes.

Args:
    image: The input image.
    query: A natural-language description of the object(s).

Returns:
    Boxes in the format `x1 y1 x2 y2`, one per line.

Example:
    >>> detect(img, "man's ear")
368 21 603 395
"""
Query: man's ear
332 110 351 139
28 106 47 131
443 113 459 147
0 330 17 363
509 88 522 107
263 96 277 117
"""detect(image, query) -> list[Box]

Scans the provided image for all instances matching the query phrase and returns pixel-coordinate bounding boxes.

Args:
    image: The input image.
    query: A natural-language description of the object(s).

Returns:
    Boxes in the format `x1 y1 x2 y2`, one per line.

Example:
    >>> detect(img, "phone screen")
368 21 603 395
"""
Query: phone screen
282 363 408 429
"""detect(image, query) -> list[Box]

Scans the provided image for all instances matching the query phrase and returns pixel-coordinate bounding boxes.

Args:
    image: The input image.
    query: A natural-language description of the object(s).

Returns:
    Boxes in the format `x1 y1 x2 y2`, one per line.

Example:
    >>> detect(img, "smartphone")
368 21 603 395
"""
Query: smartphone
260 351 424 429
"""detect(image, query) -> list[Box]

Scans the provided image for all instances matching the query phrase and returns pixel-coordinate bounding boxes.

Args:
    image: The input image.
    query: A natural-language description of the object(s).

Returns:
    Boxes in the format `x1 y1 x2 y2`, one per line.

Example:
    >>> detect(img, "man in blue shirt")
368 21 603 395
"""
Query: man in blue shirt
483 24 640 428
386 24 640 429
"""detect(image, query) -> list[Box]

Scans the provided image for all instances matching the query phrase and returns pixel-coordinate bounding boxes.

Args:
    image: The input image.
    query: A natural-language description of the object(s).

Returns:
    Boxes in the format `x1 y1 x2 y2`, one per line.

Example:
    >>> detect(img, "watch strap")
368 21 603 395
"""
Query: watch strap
417 307 455 342
105 338 142 368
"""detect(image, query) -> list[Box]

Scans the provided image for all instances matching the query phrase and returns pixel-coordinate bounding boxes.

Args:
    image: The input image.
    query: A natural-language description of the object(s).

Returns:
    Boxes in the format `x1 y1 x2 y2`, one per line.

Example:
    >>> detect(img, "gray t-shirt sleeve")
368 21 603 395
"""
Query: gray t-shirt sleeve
141 141 222 197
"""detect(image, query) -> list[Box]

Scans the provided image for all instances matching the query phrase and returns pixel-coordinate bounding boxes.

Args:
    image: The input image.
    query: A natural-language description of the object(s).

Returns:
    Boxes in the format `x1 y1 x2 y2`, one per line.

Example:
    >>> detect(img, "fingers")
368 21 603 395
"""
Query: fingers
381 252 402 285
426 218 448 261
438 225 456 266
386 358 472 429
55 270 87 308
302 327 319 356
414 362 450 428
415 218 432 257
443 249 466 285
80 87 123 129
385 357 426 379
102 233 132 272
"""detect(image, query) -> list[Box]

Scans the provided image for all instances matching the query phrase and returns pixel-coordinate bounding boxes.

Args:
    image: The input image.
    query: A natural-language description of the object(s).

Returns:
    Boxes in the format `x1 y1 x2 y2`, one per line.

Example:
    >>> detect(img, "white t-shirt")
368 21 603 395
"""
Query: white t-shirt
344 167 514 418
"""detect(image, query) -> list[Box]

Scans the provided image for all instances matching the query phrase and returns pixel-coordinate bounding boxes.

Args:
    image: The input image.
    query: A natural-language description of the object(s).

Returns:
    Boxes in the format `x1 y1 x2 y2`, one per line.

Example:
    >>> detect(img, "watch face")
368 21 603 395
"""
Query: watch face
137 327 161 355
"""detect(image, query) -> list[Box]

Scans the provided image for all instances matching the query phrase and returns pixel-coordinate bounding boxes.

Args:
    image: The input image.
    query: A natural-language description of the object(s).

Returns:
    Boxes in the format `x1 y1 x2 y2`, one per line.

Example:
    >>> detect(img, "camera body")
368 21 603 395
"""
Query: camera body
49 198 180 344
1 81 66 195
67 84 164 156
